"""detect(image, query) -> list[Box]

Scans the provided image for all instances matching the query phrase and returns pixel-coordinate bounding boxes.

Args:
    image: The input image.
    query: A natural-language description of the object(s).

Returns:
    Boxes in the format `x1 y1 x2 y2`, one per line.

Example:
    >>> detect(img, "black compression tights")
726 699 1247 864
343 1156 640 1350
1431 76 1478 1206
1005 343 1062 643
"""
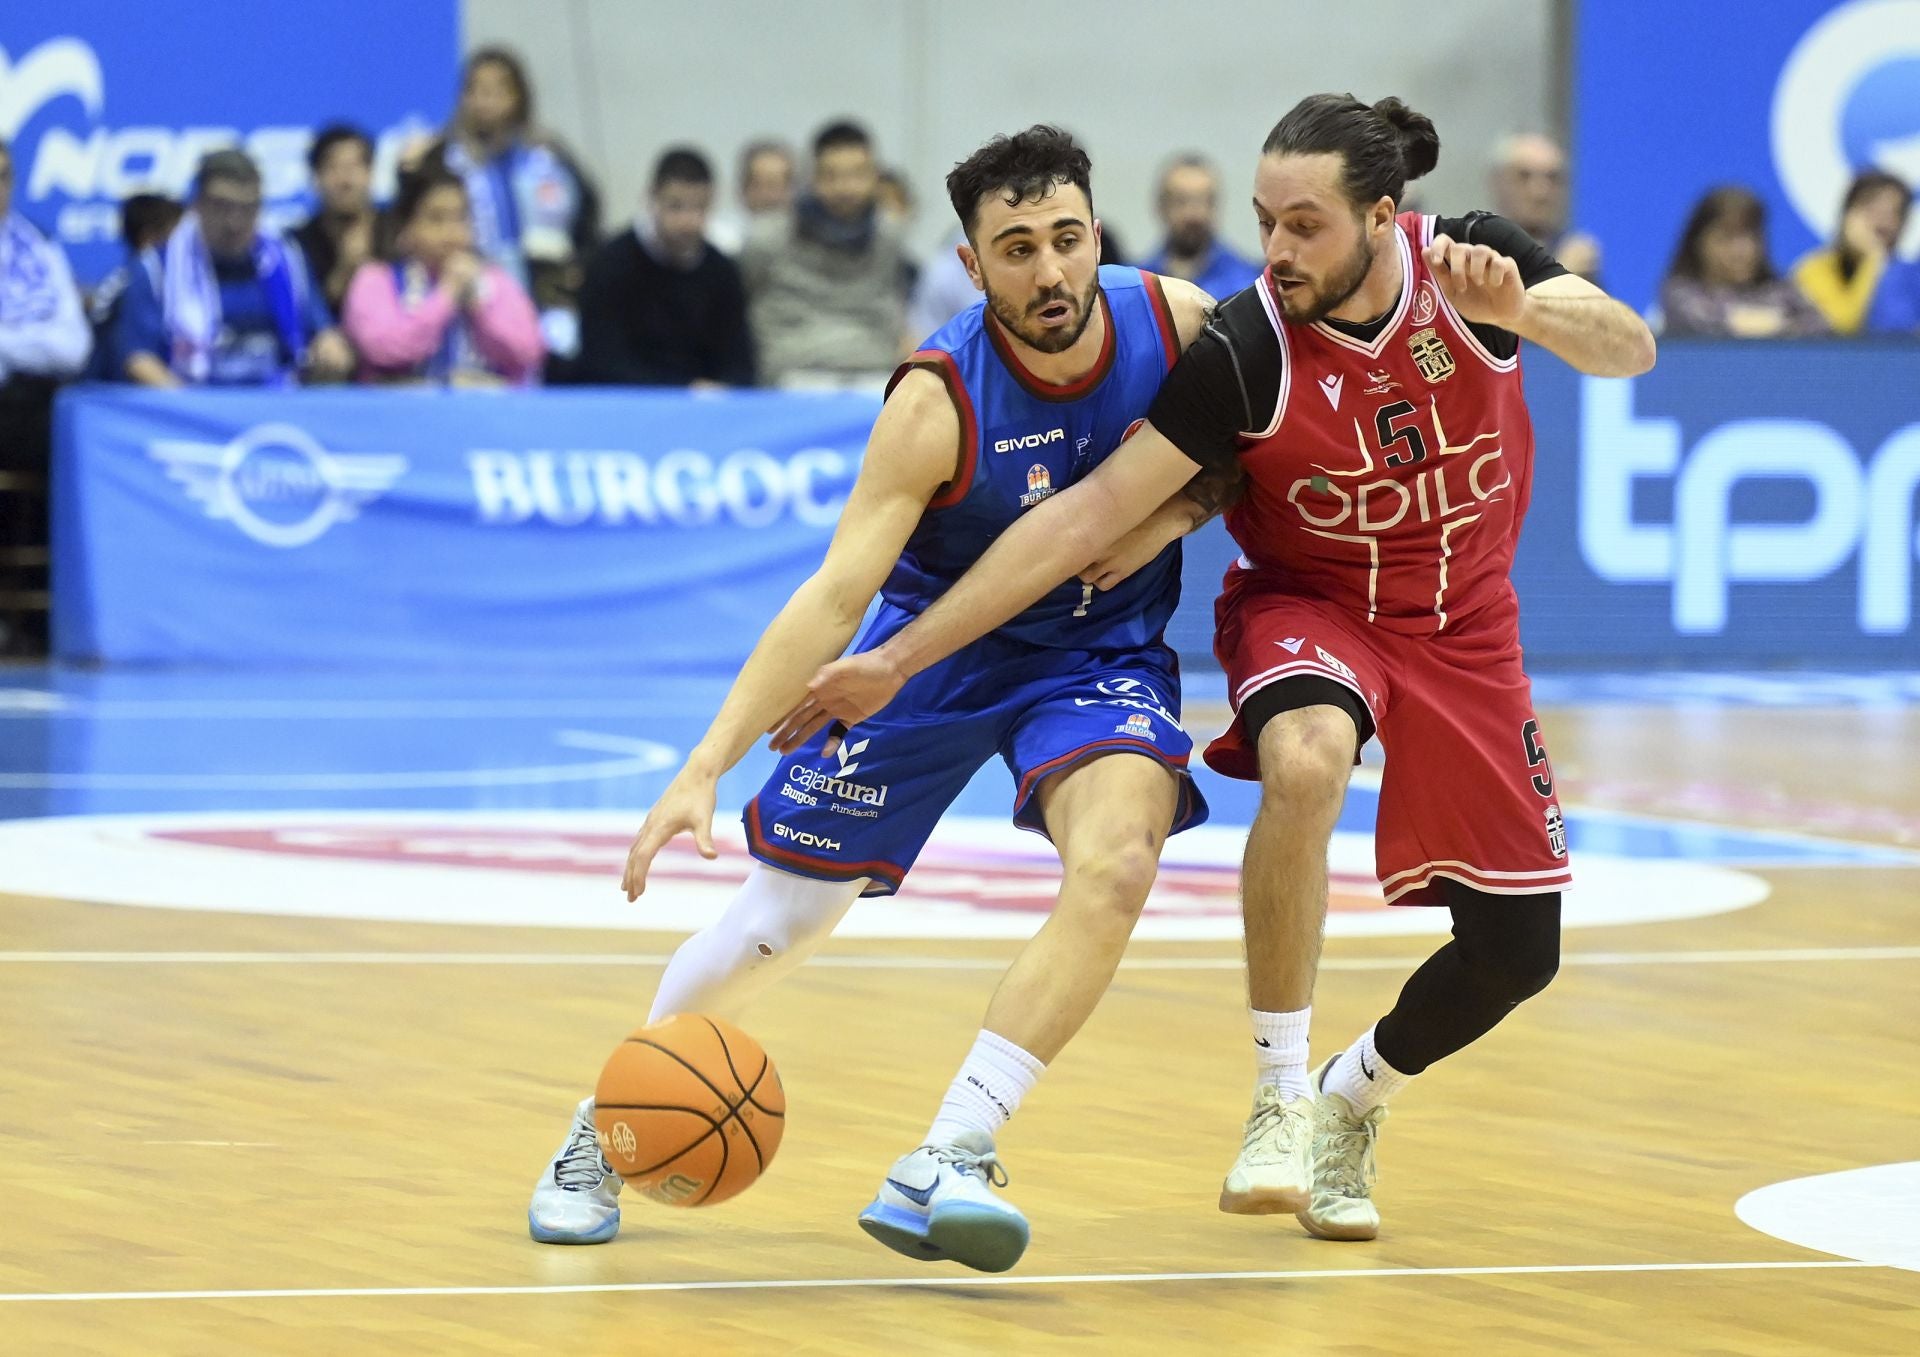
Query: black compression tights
1371 883 1562 1076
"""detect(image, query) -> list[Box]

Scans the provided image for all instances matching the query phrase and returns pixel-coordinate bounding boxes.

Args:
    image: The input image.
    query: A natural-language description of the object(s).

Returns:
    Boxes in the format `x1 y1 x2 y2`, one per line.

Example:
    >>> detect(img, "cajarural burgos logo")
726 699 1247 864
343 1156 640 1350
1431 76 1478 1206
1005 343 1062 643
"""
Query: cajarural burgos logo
148 423 407 549
0 36 430 257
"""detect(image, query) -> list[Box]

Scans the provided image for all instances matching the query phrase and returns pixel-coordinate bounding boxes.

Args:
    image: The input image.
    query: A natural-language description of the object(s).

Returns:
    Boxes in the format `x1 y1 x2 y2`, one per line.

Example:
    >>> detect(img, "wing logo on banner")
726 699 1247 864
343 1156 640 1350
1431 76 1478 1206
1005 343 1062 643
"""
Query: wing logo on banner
1772 0 1920 253
0 38 104 139
147 422 407 549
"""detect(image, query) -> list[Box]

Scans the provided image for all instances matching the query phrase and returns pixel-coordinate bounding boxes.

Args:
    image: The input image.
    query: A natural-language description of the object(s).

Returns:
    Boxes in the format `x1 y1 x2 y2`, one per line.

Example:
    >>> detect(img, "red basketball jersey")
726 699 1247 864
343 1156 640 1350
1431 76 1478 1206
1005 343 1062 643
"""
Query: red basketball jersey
1223 212 1536 641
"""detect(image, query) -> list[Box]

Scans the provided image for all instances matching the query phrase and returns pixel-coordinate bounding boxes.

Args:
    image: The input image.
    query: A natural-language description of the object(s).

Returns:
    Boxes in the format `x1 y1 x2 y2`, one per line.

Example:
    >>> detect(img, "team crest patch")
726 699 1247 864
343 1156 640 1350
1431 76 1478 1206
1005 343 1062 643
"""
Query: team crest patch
1410 280 1439 326
1114 712 1157 741
1408 327 1456 383
1020 463 1055 507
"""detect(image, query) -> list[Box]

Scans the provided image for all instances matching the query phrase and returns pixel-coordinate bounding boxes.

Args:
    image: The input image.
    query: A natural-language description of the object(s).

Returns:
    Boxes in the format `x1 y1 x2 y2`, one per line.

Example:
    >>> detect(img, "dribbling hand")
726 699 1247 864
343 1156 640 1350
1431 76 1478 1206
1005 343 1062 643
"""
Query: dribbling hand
622 768 719 901
1423 233 1527 329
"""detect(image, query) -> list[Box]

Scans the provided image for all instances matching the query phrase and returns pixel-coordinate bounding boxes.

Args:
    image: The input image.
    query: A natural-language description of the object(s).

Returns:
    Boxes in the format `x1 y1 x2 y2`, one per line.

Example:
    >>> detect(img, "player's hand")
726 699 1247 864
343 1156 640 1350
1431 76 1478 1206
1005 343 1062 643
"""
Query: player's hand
766 650 908 756
621 766 719 901
1082 521 1176 592
1423 233 1527 328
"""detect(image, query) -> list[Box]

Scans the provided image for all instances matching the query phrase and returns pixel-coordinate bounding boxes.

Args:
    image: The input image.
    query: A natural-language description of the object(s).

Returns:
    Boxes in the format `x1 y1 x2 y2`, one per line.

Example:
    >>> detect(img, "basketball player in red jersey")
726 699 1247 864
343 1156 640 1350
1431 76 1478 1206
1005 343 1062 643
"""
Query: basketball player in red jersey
774 93 1656 1240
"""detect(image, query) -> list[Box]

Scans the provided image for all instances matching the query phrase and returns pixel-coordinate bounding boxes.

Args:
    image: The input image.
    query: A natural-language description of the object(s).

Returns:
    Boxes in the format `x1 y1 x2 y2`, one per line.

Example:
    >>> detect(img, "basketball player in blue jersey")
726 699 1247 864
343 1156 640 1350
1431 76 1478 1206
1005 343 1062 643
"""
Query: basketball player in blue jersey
528 126 1228 1272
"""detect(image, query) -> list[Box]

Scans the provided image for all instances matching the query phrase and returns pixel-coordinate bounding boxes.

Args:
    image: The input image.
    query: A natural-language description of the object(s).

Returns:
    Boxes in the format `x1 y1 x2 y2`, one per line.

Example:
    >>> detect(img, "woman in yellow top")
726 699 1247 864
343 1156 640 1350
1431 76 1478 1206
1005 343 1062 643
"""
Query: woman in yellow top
1791 171 1912 335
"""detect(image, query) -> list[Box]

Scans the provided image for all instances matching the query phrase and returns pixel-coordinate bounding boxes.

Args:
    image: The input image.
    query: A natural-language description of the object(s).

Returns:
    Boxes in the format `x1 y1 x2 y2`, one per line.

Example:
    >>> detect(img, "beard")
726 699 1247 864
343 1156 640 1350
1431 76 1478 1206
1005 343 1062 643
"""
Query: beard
1271 231 1376 324
986 273 1101 355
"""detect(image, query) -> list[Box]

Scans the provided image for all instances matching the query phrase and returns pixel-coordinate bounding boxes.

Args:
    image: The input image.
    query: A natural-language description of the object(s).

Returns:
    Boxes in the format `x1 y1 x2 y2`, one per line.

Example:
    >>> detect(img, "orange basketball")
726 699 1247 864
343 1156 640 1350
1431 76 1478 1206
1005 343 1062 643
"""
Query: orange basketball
593 1013 785 1207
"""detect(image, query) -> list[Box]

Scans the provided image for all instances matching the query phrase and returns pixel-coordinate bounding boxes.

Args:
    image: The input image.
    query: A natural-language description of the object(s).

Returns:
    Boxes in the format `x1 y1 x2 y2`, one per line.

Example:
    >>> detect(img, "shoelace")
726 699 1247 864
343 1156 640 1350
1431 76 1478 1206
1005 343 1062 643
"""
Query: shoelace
928 1143 1010 1188
553 1119 611 1191
1320 1120 1378 1197
1246 1094 1304 1154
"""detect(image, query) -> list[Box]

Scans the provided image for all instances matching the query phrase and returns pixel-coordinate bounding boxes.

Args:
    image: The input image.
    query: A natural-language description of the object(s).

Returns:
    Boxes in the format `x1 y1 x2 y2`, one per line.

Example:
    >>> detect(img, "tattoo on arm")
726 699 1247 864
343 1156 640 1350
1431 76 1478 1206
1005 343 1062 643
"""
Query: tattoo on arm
1177 458 1245 529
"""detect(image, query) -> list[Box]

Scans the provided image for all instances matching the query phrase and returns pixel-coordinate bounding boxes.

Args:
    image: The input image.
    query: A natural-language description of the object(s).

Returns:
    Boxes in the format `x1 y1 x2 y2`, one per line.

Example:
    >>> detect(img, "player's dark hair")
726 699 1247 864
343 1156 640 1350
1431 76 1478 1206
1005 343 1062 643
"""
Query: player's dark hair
945 125 1093 237
813 120 872 159
308 122 374 174
652 146 713 192
1667 184 1773 284
1263 94 1440 211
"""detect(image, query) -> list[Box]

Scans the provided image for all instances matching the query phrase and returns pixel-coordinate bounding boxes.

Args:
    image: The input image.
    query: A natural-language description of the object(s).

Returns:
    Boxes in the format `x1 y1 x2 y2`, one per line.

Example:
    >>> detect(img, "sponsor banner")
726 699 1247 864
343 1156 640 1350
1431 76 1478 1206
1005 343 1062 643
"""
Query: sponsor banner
1515 348 1920 664
0 0 458 284
51 387 873 669
0 810 1771 941
1574 0 1920 314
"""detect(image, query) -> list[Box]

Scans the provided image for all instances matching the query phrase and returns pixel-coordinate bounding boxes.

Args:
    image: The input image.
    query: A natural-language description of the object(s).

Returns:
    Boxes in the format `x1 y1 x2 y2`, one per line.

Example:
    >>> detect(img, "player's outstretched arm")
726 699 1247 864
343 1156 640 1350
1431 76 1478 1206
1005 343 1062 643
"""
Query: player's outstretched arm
1423 233 1655 377
621 371 956 898
769 421 1202 753
1082 277 1242 589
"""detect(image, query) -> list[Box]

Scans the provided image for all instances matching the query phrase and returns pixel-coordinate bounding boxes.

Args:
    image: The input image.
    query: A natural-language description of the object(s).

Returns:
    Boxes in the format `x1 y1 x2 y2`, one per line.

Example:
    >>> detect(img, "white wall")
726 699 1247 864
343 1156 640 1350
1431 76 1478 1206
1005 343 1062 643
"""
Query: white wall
462 0 1555 262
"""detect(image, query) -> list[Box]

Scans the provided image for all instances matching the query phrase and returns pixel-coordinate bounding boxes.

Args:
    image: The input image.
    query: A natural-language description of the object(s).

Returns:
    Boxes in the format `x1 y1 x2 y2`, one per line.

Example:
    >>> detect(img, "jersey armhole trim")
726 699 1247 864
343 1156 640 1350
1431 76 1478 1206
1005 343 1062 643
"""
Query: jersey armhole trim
1249 282 1291 440
895 349 979 511
1140 269 1181 371
1420 213 1522 373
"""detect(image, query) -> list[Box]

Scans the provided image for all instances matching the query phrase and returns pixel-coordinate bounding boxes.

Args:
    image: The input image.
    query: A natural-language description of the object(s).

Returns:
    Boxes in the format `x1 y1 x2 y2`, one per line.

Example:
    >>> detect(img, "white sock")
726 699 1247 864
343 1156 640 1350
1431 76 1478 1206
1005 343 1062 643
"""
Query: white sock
647 865 868 1024
1251 1006 1312 1100
1321 1024 1414 1115
926 1030 1046 1145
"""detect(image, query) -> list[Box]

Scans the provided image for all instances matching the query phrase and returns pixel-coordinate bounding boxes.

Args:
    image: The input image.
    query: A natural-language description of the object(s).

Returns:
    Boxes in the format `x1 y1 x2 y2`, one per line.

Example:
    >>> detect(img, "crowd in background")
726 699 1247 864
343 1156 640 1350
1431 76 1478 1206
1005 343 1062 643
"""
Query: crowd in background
2 44 1919 654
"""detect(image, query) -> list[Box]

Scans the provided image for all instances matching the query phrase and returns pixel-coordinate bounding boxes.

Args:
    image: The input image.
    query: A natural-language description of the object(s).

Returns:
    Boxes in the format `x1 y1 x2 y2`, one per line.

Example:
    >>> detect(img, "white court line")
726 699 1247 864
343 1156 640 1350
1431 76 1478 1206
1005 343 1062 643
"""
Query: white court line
0 946 1917 969
0 1259 1884 1305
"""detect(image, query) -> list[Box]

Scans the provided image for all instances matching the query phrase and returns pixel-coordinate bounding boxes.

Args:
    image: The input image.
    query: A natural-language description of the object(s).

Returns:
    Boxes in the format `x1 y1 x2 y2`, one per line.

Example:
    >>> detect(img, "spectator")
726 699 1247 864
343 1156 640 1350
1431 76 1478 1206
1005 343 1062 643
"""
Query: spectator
908 227 983 340
577 147 753 388
1793 171 1912 335
877 166 923 297
115 149 352 386
1659 185 1828 338
292 123 381 315
86 193 182 380
1490 132 1603 282
741 120 911 388
341 164 543 387
430 47 600 370
710 140 795 254
1142 153 1262 298
0 135 91 656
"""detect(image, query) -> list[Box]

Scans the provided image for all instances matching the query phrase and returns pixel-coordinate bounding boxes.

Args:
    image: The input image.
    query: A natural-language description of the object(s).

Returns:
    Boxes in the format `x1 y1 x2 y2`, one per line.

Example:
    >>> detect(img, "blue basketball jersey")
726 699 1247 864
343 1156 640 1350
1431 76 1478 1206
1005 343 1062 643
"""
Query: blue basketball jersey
881 265 1184 650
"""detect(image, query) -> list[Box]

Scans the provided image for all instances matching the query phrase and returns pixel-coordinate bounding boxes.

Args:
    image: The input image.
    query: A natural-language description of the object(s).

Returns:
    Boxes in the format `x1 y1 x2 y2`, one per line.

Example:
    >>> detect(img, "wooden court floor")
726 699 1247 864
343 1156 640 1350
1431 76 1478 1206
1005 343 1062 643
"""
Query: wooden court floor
1 704 1916 1354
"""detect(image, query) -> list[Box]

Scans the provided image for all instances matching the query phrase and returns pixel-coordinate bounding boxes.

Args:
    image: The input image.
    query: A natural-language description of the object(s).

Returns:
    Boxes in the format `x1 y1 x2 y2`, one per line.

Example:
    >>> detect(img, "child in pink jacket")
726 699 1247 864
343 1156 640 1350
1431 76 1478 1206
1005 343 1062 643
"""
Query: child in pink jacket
342 164 545 385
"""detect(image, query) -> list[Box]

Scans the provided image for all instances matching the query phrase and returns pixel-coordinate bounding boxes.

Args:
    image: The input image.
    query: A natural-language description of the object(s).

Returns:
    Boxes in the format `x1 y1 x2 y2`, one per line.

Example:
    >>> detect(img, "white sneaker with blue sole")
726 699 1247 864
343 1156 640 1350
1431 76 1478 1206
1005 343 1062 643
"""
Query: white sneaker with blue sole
528 1097 623 1244
857 1129 1030 1273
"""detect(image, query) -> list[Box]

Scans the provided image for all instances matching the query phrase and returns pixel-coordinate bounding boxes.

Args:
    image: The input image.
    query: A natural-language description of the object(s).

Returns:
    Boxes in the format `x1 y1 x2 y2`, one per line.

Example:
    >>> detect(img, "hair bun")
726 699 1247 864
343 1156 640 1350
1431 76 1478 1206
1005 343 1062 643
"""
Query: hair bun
1372 96 1440 183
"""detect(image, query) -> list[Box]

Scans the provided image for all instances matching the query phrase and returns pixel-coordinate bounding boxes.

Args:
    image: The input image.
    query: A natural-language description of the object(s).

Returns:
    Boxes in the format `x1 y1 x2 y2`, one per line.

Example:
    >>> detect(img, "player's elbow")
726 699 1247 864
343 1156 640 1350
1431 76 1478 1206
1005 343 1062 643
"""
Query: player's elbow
1621 322 1657 377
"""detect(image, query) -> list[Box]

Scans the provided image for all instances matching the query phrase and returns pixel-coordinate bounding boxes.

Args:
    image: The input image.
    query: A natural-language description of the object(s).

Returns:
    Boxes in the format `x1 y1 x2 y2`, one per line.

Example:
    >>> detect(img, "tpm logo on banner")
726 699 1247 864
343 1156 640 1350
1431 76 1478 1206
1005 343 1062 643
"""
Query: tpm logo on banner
1578 378 1920 635
149 423 408 549
0 1 456 283
1772 0 1920 252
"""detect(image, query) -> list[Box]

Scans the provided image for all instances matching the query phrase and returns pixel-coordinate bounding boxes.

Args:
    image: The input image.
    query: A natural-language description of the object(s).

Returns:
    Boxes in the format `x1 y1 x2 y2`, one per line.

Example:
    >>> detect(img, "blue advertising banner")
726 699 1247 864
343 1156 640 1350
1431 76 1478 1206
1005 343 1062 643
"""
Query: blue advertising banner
49 348 1920 672
1515 345 1920 665
52 389 874 670
1573 0 1920 314
0 0 459 284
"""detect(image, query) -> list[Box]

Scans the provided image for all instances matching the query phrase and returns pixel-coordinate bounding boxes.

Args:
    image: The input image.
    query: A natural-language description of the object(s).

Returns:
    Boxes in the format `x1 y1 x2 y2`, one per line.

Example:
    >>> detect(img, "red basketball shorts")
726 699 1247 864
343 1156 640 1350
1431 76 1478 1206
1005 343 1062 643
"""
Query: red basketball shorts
1206 570 1571 906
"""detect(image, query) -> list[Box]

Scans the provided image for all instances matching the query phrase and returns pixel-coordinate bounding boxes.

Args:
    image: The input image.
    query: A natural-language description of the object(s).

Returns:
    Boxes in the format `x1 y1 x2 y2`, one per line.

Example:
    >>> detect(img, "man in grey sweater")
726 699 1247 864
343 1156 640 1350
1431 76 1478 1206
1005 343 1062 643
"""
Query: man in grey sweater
742 121 911 388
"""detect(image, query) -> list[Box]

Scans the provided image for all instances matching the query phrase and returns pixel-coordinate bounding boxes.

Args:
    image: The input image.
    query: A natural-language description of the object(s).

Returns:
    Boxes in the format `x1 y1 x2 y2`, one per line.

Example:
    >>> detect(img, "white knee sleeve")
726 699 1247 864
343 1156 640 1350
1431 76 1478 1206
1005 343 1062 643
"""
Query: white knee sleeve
647 864 867 1023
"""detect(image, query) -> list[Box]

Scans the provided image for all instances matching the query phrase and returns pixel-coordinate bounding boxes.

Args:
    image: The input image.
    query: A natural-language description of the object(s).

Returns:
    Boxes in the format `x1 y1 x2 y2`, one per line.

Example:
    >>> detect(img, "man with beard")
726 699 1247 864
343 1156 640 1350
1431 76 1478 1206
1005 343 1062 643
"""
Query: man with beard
782 94 1655 1243
529 126 1224 1273
1144 154 1263 301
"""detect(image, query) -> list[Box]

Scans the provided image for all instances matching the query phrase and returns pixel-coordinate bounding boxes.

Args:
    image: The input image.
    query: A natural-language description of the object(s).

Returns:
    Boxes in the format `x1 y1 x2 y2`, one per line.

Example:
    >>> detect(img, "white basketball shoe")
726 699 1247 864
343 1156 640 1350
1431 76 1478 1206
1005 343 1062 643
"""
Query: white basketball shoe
1218 1082 1314 1214
1296 1056 1385 1241
528 1097 623 1244
858 1130 1031 1273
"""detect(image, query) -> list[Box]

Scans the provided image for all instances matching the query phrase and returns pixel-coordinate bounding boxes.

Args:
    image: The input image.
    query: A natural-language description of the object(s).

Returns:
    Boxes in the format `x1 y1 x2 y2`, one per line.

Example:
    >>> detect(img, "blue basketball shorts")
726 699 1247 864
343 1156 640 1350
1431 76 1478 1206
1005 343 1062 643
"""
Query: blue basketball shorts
745 602 1209 896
